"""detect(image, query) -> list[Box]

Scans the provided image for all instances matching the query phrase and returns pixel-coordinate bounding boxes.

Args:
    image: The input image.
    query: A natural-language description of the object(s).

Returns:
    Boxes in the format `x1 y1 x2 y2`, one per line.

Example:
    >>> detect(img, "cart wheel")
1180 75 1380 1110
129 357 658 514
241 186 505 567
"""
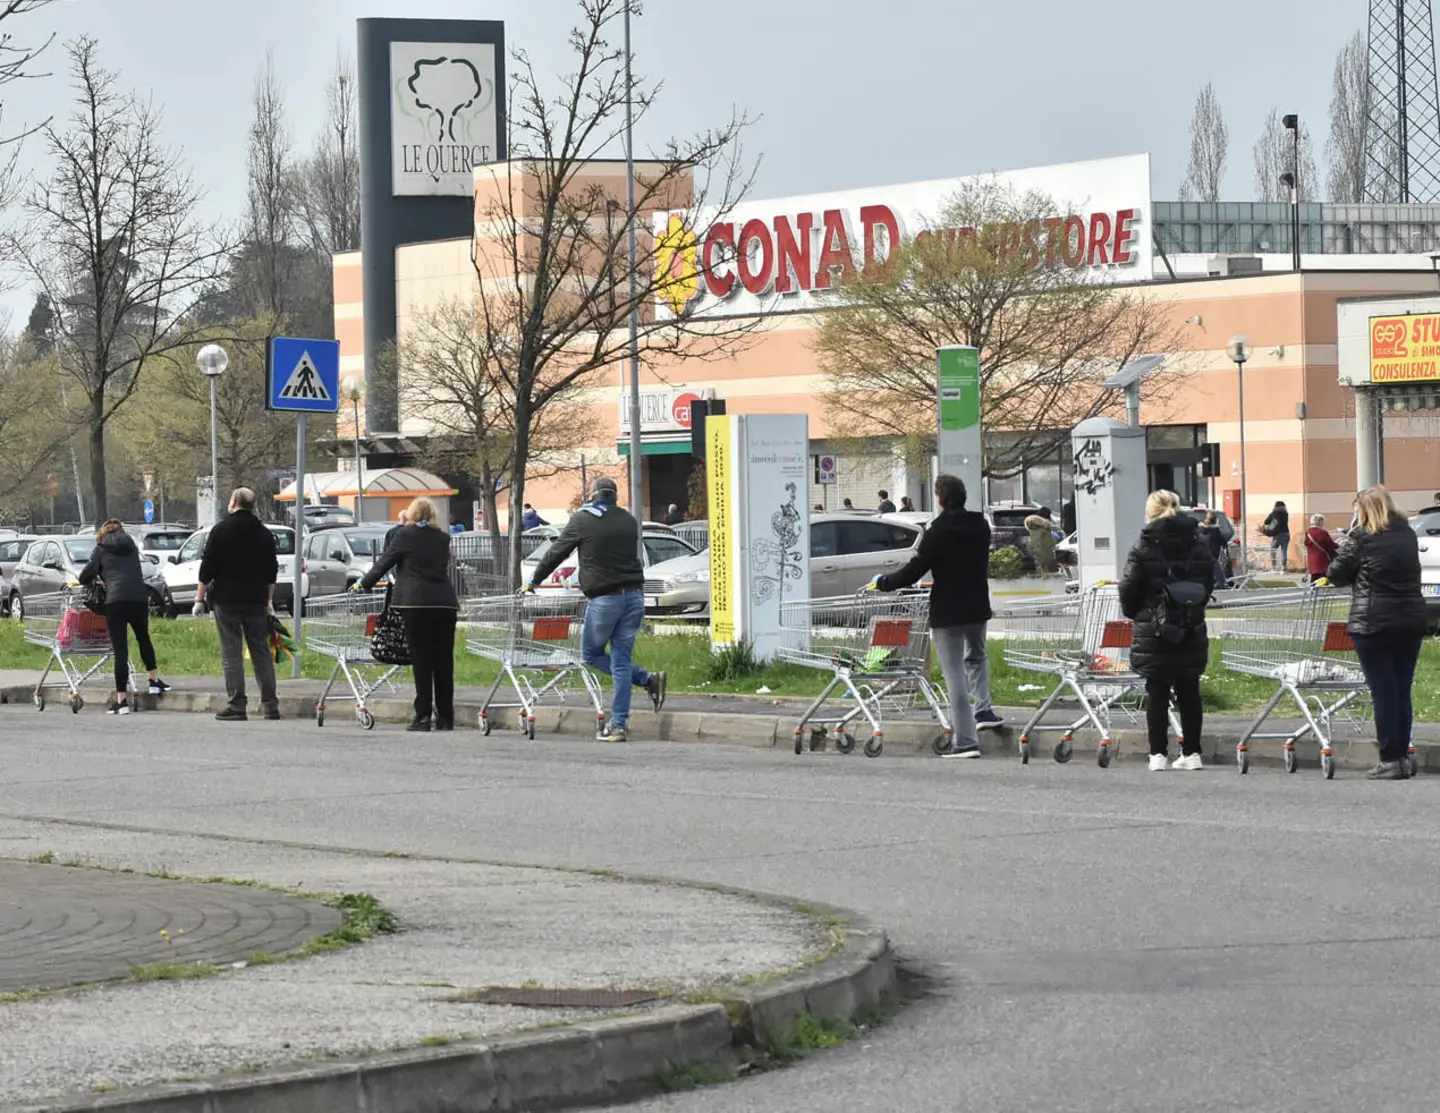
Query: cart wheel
316 706 326 727
808 728 827 753
70 695 83 714
1237 746 1249 775
1321 752 1335 780
525 718 536 741
357 709 375 731
479 714 492 736
792 730 803 755
1020 739 1031 764
1096 741 1113 768
863 735 884 758
1053 738 1074 764
835 731 856 755
1283 747 1298 774
932 734 951 757
33 691 44 712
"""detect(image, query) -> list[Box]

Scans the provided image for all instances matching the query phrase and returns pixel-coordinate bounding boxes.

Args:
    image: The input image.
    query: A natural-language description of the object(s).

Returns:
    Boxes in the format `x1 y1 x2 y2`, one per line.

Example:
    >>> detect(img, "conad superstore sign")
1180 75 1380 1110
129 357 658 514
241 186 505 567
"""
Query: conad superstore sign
653 154 1153 318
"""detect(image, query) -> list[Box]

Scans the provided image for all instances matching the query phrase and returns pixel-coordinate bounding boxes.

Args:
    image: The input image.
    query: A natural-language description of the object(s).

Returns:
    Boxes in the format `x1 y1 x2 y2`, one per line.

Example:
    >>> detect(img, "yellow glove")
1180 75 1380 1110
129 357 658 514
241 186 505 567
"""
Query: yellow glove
1315 576 1330 588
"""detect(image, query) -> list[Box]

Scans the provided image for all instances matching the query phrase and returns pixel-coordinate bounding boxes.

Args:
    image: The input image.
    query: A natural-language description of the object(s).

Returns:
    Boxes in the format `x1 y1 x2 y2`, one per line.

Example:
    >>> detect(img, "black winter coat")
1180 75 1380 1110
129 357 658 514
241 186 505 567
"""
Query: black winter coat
1324 516 1425 638
361 524 459 608
1263 507 1290 538
529 500 645 598
198 511 279 606
78 531 149 605
876 508 992 628
1117 513 1215 678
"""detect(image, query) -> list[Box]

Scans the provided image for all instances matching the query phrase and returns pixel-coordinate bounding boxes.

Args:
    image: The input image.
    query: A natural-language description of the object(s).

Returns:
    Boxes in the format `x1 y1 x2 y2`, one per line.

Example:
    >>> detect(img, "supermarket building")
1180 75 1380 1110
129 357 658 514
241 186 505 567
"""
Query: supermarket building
332 153 1440 548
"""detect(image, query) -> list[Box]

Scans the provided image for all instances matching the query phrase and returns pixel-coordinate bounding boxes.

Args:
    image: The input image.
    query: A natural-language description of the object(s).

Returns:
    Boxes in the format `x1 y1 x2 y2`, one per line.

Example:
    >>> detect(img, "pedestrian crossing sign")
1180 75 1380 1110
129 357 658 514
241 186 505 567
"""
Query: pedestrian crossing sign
267 336 340 413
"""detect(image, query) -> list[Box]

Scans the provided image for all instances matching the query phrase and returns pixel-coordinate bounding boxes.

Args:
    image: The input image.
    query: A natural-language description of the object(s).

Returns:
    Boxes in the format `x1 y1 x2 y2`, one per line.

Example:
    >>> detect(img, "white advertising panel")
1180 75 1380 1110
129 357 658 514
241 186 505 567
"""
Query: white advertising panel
390 42 500 197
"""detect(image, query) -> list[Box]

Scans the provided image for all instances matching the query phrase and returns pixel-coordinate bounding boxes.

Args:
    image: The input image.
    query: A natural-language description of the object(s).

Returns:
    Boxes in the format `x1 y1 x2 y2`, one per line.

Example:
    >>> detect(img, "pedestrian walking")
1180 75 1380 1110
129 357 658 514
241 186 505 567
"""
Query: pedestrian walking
1323 485 1426 780
196 488 280 722
78 519 168 715
1262 500 1290 572
1303 514 1339 583
1118 490 1215 771
521 503 547 530
358 497 460 732
662 502 685 526
525 475 666 743
384 509 409 550
448 516 467 536
1061 497 1077 536
869 474 1001 757
1025 507 1059 574
899 495 915 513
1199 511 1228 589
842 498 855 510
877 490 896 514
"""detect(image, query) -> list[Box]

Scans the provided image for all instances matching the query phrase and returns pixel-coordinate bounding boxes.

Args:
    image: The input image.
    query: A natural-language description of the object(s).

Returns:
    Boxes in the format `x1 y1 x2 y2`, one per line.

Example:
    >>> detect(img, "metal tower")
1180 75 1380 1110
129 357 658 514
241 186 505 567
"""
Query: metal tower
1365 0 1440 202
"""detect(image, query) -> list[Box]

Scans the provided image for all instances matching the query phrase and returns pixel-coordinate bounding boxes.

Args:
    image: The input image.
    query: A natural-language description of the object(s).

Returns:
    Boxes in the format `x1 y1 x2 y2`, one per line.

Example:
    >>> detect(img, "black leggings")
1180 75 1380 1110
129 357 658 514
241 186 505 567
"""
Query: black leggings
1145 673 1203 757
402 607 457 723
106 600 157 694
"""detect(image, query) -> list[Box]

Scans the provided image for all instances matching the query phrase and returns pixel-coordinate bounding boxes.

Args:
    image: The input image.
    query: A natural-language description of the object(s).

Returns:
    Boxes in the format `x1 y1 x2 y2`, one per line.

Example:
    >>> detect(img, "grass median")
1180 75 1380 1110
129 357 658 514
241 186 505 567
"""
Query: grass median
1 618 1436 718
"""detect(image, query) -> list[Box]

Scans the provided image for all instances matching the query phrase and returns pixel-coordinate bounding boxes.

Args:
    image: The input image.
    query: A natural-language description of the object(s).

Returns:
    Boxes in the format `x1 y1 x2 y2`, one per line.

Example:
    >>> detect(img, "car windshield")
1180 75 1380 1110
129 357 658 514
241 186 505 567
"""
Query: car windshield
343 531 386 556
268 528 295 556
62 538 94 561
141 532 189 551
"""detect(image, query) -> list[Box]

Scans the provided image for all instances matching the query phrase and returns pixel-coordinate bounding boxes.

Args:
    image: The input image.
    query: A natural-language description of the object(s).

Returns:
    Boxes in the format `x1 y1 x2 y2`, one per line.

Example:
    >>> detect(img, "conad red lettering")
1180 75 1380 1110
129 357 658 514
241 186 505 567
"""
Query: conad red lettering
813 209 856 288
773 213 813 294
1043 217 1066 267
1021 219 1042 269
1088 212 1113 264
1061 215 1086 268
703 223 736 297
1112 208 1137 264
738 218 774 294
860 204 900 275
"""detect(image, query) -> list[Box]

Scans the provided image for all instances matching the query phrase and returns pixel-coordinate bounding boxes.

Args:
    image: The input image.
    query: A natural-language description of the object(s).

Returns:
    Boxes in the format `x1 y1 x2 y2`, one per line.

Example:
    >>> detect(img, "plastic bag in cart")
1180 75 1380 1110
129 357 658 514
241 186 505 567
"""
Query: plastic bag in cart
57 607 108 649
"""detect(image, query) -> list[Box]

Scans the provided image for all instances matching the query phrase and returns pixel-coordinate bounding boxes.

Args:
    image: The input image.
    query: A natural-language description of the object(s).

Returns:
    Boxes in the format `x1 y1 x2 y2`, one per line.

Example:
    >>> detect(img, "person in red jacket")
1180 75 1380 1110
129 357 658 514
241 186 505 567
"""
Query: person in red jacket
1303 514 1339 582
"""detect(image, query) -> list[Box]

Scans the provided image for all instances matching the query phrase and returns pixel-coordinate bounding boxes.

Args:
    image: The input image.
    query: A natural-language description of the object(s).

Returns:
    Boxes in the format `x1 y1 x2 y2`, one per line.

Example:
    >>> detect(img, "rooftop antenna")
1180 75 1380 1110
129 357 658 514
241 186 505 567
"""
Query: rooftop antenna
1365 0 1440 201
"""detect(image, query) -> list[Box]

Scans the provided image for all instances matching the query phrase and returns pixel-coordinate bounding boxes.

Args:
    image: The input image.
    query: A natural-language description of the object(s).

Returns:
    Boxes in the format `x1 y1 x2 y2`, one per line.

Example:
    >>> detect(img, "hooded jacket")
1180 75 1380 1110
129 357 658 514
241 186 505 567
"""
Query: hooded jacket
1117 513 1215 677
530 498 644 598
78 531 149 605
1324 515 1425 638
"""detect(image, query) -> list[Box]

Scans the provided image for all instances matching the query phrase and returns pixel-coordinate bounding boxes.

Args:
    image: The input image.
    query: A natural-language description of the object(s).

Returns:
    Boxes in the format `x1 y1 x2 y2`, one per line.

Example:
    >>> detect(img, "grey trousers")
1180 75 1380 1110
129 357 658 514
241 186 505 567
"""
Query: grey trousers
213 604 278 713
931 623 993 749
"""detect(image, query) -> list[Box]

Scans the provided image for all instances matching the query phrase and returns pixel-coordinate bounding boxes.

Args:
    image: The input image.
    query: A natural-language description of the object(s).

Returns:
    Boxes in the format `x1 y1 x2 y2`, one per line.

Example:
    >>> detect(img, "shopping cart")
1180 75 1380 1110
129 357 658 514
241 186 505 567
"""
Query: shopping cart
22 589 127 713
464 592 604 739
1000 586 1181 767
777 593 943 758
305 591 406 729
1219 586 1375 778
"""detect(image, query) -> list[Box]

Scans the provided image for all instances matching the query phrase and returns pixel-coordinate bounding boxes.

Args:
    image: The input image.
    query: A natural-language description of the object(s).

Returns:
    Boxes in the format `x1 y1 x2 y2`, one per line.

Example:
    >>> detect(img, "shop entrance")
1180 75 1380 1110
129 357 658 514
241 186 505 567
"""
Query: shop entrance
646 452 694 521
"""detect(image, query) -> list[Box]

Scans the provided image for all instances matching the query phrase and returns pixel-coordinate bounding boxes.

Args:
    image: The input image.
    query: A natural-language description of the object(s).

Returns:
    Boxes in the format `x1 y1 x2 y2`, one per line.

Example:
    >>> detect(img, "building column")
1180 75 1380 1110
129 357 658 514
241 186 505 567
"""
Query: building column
1355 388 1381 491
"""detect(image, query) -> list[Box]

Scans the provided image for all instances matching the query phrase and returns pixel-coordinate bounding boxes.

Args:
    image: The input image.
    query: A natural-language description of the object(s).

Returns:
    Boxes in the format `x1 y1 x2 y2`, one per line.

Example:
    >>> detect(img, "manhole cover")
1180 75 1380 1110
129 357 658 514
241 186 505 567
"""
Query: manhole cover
450 986 661 1008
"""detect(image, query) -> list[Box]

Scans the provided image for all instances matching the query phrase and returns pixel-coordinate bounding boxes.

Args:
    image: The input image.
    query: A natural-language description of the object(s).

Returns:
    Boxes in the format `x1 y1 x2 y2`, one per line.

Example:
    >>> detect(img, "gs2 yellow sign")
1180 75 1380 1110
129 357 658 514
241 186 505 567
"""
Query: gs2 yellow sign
1369 313 1440 383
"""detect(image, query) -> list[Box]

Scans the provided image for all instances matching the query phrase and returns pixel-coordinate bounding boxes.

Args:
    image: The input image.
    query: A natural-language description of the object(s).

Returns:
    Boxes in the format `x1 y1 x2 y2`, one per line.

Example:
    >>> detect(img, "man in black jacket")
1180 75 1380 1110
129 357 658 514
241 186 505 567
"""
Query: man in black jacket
197 487 280 721
527 476 665 742
871 474 996 757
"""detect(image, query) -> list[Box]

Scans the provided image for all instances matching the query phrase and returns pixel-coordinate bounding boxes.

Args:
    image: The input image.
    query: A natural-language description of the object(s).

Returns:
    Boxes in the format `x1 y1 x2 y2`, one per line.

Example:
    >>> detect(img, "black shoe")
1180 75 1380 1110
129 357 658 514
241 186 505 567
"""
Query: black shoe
974 710 1004 731
407 718 432 732
105 696 131 716
1367 761 1409 780
148 679 172 695
432 719 454 732
263 707 282 721
646 671 667 712
215 707 248 722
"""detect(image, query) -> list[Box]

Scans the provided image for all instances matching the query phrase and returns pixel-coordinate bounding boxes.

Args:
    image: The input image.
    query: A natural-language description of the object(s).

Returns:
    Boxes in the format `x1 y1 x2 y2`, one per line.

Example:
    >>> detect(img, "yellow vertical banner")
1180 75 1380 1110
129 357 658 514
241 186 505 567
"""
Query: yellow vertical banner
706 415 734 646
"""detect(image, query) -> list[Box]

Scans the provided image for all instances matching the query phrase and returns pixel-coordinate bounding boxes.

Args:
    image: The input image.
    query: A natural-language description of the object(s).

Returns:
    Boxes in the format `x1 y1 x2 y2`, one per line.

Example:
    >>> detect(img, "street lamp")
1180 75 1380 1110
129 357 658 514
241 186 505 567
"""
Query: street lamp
196 343 228 524
1226 334 1251 574
342 375 364 521
1282 114 1301 271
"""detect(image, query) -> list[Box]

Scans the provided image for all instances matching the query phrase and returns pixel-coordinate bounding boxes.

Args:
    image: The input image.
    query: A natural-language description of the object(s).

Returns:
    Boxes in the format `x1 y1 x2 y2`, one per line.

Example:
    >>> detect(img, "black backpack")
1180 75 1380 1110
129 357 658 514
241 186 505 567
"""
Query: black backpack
1152 553 1208 645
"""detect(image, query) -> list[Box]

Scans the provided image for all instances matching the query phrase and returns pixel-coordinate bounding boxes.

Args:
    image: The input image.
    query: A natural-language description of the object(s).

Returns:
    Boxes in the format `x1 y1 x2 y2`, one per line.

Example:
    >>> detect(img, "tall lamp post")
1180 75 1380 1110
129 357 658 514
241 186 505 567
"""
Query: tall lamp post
196 343 228 524
343 375 364 522
1226 334 1251 573
622 0 643 544
1282 113 1301 271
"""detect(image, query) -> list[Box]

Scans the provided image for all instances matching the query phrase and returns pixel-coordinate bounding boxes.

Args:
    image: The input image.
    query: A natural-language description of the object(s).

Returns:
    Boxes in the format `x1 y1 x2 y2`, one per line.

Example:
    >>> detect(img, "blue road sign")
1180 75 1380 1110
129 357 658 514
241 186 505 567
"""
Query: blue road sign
267 337 341 414
142 498 155 523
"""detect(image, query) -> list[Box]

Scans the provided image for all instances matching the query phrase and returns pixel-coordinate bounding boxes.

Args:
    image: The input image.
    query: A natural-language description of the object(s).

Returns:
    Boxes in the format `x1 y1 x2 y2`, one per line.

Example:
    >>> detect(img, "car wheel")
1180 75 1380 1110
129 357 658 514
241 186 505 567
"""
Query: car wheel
149 588 167 618
11 593 23 621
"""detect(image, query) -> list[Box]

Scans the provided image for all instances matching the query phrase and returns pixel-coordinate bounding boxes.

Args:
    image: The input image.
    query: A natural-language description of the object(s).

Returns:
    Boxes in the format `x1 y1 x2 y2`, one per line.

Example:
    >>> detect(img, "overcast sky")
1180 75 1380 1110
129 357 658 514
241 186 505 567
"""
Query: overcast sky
0 0 1371 320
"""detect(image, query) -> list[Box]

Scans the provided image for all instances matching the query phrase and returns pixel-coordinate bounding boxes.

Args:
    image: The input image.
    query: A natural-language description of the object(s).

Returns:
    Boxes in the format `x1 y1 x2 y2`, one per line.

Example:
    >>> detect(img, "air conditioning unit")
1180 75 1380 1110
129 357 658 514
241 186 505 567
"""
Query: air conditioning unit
1206 254 1264 276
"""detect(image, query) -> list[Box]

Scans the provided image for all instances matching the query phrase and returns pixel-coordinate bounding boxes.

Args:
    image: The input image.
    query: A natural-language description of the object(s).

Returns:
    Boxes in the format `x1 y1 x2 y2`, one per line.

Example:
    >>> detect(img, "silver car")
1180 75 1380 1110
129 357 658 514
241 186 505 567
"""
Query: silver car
7 535 167 620
303 526 391 596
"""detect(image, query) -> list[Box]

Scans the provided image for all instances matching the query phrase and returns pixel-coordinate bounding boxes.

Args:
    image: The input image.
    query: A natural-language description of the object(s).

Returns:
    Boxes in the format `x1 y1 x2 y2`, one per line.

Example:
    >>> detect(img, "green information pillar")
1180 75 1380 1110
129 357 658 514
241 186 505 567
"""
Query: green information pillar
937 346 982 502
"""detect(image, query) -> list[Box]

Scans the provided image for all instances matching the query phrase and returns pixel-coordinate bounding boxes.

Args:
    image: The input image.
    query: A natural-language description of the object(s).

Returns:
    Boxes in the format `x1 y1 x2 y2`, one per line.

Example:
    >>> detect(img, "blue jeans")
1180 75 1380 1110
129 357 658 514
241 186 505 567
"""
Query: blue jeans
582 590 650 727
1352 631 1423 763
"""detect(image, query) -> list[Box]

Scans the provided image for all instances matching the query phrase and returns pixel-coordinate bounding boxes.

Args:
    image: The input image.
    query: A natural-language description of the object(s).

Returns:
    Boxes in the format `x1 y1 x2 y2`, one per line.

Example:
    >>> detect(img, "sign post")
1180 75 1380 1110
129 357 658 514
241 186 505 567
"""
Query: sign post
936 346 983 502
267 336 341 677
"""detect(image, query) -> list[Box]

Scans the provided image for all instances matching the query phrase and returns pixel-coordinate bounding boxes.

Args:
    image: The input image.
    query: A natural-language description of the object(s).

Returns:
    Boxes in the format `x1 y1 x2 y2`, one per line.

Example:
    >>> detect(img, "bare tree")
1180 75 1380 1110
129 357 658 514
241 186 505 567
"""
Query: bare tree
472 0 758 586
243 53 297 319
0 2 58 259
13 36 228 520
1327 31 1371 202
1180 83 1228 202
1254 107 1318 201
815 180 1181 480
294 52 361 257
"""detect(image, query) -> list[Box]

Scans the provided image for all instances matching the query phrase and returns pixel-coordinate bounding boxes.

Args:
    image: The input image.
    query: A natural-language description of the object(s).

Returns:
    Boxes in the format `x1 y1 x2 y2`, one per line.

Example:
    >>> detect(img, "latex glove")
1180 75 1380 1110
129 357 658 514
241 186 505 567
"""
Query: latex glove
267 601 277 616
863 576 882 593
520 581 537 594
191 600 206 617
348 581 365 593
1314 576 1330 588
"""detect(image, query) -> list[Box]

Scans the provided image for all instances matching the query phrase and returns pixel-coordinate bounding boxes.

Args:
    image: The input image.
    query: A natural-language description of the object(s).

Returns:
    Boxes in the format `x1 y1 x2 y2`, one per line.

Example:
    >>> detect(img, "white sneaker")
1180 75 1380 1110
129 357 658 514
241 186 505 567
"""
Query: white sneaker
1171 753 1203 771
1148 754 1169 772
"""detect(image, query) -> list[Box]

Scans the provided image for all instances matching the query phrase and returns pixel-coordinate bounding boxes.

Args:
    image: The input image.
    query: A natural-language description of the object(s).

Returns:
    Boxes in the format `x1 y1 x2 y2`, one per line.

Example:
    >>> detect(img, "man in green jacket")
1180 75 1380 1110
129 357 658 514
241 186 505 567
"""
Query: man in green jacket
526 476 666 742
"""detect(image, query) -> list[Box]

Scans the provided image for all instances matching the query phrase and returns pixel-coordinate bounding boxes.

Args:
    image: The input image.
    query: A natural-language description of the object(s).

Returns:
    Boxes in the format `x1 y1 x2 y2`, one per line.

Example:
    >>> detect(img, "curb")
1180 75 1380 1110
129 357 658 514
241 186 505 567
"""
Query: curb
4 898 897 1113
1 681 1410 773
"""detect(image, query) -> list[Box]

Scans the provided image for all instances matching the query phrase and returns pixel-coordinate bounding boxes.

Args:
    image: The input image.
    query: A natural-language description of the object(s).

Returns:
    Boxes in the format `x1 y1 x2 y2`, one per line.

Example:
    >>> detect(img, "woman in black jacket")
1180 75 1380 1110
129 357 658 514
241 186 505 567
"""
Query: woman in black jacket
79 520 168 715
1324 485 1426 780
358 497 459 732
1118 491 1215 771
1262 501 1291 572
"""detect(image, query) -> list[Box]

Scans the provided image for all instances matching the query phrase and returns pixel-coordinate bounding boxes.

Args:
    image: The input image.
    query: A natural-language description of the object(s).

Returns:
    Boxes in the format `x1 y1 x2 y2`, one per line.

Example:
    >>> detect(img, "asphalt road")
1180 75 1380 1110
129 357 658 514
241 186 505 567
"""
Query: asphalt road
3 707 1439 1113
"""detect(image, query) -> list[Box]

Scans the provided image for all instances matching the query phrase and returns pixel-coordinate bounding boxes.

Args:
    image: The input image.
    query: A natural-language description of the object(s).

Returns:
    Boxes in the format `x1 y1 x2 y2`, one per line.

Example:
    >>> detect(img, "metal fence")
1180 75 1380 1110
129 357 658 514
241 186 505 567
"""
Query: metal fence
671 521 710 552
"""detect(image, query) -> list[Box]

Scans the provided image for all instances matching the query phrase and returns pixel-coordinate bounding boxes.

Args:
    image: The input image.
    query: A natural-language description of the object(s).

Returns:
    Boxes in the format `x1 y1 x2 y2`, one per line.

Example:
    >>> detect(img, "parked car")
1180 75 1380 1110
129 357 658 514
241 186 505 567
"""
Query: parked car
0 534 37 615
1412 513 1440 632
521 527 697 593
302 526 390 596
642 547 712 617
161 524 299 616
124 524 195 563
291 504 356 530
7 534 167 620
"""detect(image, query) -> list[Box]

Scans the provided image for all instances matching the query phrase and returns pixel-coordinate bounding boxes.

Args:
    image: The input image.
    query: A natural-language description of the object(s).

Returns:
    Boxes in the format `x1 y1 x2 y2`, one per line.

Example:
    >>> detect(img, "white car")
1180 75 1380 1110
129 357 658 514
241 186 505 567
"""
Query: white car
521 528 696 593
162 524 301 615
1411 512 1440 632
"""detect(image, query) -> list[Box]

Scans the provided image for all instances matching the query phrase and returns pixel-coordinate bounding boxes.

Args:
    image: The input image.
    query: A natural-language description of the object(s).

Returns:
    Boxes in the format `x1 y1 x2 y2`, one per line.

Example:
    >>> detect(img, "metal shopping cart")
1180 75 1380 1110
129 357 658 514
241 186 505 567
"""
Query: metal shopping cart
777 593 943 758
1001 586 1182 767
22 589 125 713
1219 587 1375 778
305 591 406 729
464 592 605 739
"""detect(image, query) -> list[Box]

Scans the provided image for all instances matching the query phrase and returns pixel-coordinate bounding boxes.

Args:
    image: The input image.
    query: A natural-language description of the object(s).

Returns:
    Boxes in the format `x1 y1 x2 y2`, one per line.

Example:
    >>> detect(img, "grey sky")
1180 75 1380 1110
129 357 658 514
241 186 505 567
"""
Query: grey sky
0 0 1369 320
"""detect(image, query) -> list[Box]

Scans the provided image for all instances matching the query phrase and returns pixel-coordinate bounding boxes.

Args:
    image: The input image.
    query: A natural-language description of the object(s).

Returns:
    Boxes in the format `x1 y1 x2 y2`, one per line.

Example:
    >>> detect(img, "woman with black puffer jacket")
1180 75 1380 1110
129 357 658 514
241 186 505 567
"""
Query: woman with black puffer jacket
1324 485 1426 780
78 520 169 715
1118 491 1216 772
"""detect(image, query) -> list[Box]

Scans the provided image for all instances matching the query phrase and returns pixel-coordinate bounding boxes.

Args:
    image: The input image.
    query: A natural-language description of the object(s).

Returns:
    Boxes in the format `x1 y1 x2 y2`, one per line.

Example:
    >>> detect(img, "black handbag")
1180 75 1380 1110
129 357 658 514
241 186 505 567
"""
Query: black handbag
369 586 411 666
80 580 107 614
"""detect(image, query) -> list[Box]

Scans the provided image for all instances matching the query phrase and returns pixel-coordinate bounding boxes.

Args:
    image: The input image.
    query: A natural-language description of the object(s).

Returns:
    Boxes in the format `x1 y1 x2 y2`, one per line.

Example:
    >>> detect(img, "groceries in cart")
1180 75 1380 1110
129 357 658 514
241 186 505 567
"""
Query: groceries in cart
22 588 133 714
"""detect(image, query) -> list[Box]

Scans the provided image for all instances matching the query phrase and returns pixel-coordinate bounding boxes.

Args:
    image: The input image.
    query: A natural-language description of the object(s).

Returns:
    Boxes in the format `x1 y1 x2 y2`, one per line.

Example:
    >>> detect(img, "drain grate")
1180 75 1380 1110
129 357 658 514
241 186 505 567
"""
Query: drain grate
450 986 661 1008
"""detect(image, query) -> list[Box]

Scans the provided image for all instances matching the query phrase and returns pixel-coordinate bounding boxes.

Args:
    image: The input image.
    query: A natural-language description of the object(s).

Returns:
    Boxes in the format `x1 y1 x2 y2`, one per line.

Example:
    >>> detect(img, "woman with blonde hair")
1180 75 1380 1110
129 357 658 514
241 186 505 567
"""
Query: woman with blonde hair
1324 485 1425 779
358 496 459 731
1118 490 1215 771
78 519 168 714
